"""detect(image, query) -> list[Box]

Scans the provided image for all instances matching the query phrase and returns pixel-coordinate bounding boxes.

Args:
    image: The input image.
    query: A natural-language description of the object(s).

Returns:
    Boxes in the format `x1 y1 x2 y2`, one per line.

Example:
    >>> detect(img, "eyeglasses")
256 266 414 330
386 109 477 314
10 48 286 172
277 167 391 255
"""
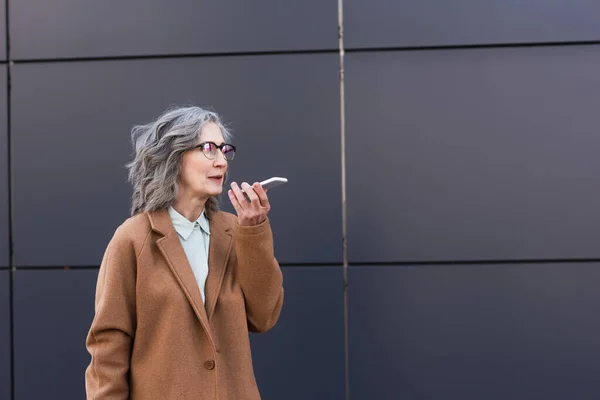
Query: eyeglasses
192 142 236 161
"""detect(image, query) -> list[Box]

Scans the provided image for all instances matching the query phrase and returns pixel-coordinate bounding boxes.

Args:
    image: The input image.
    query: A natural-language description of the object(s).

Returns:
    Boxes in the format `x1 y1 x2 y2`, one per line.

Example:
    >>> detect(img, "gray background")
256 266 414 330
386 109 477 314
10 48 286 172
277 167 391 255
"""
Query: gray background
2 0 600 399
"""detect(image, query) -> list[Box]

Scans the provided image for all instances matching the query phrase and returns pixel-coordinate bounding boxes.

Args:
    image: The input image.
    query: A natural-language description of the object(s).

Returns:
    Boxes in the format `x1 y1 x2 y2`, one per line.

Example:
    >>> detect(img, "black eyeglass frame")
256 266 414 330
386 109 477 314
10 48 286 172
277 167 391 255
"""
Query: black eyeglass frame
191 141 237 161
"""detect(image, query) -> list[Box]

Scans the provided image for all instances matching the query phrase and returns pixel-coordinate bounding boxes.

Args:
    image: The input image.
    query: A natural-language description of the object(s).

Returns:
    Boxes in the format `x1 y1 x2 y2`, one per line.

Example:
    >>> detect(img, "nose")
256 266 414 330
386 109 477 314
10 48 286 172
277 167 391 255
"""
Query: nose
213 150 227 166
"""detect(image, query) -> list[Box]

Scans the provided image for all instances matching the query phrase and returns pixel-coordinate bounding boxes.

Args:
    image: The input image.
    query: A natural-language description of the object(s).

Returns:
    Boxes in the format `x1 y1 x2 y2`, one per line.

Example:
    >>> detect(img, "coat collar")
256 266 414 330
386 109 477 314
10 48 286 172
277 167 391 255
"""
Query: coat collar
147 209 233 326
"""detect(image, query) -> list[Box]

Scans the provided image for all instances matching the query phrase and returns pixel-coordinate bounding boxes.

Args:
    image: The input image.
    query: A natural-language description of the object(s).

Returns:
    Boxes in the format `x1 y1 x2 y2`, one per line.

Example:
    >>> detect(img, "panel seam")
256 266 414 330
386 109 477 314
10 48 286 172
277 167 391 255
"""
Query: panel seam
338 0 349 399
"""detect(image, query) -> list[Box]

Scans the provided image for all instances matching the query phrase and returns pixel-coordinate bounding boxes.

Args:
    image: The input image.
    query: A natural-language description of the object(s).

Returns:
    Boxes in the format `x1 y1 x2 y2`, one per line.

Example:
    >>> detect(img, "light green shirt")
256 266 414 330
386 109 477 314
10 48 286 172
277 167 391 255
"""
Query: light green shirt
168 206 211 303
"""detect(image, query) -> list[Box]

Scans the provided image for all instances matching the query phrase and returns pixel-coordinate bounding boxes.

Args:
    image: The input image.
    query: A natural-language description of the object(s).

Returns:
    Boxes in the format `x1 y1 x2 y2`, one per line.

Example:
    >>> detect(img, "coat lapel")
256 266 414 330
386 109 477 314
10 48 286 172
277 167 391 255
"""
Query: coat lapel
148 210 212 338
205 212 234 320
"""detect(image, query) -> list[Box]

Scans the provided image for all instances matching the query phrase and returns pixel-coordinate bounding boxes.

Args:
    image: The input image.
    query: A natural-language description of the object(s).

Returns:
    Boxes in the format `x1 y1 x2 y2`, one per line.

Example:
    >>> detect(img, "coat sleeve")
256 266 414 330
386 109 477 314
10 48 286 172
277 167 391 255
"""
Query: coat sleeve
85 227 138 399
235 217 284 333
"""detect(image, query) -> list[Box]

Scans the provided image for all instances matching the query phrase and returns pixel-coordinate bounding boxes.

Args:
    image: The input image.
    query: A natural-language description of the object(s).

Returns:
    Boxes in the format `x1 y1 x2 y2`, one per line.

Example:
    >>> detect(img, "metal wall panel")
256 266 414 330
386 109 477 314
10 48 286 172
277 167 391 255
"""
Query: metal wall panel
0 270 10 400
12 54 341 266
251 267 345 400
0 66 7 267
346 47 600 263
0 0 5 60
13 269 98 400
10 0 337 60
345 0 600 49
349 264 600 399
13 267 344 399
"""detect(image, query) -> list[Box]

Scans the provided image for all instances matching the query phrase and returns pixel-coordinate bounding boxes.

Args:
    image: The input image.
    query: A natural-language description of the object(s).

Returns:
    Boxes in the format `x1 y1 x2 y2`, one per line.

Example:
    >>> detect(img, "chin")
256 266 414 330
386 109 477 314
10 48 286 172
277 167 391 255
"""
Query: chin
209 186 223 196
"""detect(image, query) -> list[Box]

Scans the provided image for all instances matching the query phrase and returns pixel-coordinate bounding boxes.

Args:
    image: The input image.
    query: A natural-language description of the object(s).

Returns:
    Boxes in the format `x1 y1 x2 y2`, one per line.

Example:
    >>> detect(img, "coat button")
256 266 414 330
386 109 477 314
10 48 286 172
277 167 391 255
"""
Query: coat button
204 360 215 370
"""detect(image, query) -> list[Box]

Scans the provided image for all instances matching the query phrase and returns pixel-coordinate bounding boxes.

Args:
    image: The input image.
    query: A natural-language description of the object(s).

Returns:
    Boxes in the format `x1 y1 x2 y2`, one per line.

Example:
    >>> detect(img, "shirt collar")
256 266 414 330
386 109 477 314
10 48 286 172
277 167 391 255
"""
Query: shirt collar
168 206 211 240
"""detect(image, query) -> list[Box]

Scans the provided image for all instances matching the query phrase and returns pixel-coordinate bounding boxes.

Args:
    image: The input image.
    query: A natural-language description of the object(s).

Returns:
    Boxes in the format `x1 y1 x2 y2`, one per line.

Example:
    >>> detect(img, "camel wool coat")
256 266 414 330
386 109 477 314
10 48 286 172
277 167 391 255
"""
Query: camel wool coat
85 209 284 400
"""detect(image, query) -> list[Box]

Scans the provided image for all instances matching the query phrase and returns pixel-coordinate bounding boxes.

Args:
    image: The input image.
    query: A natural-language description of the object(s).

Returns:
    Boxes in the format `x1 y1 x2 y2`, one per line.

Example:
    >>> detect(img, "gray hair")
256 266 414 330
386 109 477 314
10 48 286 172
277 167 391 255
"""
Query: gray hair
126 105 233 217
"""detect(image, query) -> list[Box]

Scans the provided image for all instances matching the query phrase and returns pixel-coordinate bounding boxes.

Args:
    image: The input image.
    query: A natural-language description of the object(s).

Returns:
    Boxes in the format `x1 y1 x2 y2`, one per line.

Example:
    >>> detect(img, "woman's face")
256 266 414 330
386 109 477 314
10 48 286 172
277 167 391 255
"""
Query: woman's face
178 122 228 201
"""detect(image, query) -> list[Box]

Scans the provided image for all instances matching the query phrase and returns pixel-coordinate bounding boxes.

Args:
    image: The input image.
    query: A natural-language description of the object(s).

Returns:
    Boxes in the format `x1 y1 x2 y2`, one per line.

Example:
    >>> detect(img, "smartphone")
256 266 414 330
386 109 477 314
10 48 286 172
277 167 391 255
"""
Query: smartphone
259 177 288 191
242 177 287 200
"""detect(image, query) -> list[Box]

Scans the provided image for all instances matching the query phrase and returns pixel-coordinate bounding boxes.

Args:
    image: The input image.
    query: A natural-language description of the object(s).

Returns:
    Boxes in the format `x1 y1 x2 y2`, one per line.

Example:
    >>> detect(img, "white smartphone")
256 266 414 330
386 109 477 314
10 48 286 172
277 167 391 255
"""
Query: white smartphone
259 176 288 191
242 177 287 200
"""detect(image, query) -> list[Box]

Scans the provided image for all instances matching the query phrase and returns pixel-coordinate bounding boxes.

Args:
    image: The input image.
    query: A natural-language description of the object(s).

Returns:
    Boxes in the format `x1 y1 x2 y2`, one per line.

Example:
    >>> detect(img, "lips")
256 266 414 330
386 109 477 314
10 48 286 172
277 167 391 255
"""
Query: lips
209 175 223 181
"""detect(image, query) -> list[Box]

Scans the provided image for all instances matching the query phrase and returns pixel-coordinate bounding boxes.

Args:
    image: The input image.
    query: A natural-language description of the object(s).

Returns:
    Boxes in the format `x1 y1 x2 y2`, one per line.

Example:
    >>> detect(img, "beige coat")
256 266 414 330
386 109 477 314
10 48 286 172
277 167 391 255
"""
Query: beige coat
85 209 284 399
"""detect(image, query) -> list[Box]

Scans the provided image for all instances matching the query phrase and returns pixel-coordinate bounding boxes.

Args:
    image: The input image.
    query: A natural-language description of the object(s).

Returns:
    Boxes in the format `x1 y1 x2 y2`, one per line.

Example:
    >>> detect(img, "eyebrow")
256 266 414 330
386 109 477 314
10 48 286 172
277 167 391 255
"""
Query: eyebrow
200 141 226 146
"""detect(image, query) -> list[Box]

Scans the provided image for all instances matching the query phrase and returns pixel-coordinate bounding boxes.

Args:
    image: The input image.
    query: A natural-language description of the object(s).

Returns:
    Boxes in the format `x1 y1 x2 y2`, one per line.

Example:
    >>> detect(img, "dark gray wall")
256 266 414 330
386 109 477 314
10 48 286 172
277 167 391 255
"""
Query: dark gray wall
12 55 341 266
3 1 600 400
0 66 7 268
349 263 600 399
0 271 9 400
0 0 5 60
345 0 600 48
12 267 344 400
13 270 96 399
346 46 600 263
10 0 337 59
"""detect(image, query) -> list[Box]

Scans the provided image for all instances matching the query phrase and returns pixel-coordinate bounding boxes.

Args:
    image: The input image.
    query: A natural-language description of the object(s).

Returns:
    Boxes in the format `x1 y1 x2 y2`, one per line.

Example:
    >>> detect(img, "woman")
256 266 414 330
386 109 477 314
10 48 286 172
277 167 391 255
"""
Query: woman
85 106 284 399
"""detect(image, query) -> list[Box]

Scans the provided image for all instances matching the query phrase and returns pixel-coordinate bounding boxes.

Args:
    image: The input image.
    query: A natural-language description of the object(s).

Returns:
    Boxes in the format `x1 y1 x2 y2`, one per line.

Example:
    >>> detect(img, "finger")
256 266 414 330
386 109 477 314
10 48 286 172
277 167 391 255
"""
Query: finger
241 182 260 205
230 182 248 210
252 182 270 209
227 189 244 215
